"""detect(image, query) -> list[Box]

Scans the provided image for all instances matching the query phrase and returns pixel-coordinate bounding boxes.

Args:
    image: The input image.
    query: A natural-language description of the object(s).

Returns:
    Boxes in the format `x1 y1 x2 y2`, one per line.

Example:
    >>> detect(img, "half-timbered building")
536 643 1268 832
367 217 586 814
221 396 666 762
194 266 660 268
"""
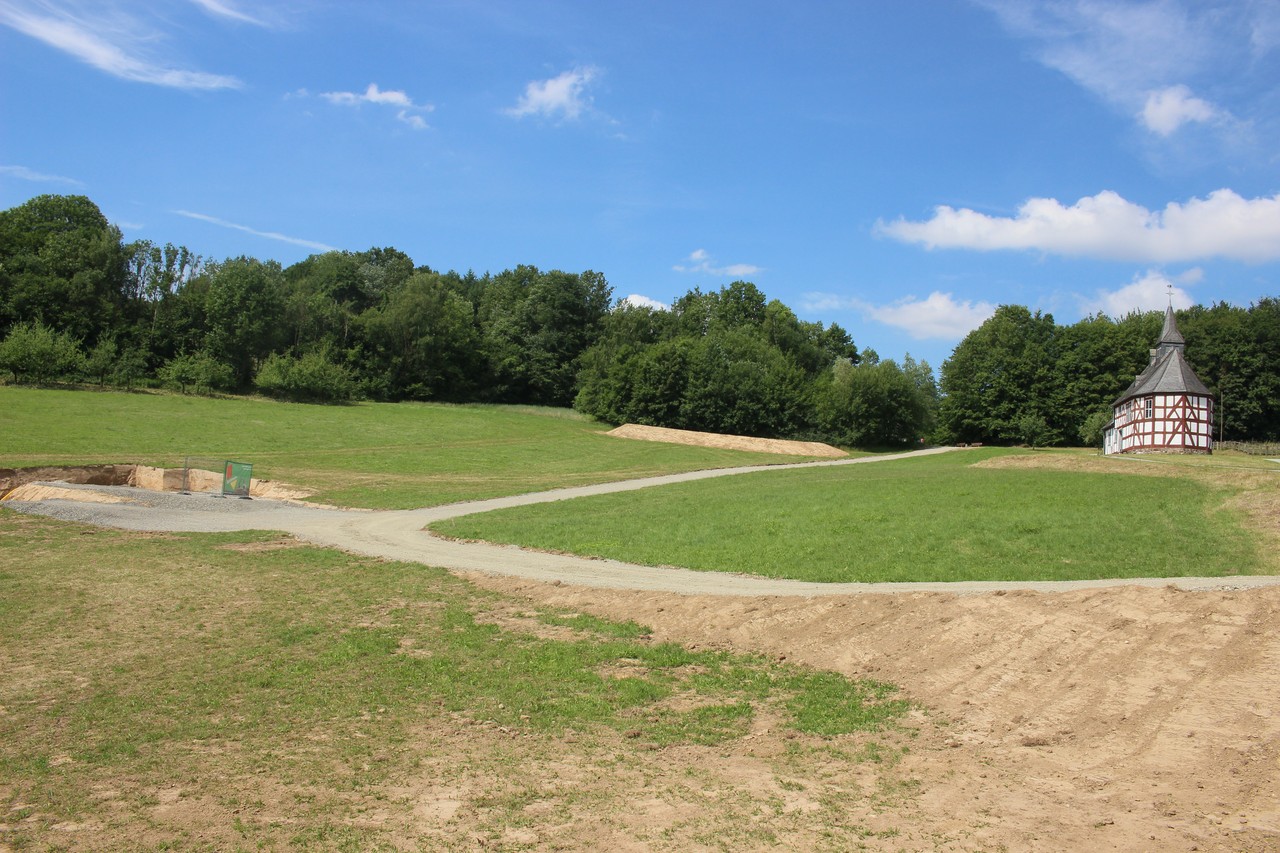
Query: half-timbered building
1104 306 1214 455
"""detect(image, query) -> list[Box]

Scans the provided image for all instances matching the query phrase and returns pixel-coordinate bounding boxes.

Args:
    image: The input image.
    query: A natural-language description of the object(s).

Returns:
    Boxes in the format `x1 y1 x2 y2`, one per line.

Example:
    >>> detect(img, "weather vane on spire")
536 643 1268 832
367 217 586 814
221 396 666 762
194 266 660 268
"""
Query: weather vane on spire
1166 282 1174 307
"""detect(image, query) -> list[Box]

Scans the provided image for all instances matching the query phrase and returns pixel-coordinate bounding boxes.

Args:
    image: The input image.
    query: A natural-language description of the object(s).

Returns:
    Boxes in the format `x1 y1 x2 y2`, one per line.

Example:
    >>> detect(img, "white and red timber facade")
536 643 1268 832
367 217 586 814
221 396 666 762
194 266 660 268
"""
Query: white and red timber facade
1104 306 1214 455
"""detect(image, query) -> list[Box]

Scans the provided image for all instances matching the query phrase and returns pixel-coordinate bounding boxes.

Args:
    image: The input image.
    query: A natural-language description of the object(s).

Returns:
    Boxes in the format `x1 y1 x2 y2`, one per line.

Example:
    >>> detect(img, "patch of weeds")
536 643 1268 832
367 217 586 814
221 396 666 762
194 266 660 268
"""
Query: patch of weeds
872 775 923 808
855 741 893 764
537 609 651 639
641 701 754 746
783 671 911 735
287 823 395 852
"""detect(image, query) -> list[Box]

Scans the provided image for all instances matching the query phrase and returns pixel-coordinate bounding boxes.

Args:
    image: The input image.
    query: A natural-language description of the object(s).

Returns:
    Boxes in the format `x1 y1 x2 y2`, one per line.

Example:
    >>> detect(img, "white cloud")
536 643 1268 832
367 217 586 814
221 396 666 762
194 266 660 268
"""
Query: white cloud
1141 84 1221 135
397 111 428 130
188 0 265 27
173 210 337 252
1083 270 1195 318
869 292 997 340
672 248 762 278
879 189 1280 263
321 83 411 108
977 0 1244 138
319 83 432 129
0 1 241 90
505 66 599 120
619 294 670 311
0 164 83 186
803 291 996 341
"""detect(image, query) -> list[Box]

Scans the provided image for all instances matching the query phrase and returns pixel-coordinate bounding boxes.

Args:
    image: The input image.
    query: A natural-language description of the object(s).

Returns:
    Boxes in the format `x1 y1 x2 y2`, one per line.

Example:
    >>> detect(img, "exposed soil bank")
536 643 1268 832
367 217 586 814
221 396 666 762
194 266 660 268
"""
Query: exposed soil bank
0 465 312 502
468 575 1280 852
0 465 136 498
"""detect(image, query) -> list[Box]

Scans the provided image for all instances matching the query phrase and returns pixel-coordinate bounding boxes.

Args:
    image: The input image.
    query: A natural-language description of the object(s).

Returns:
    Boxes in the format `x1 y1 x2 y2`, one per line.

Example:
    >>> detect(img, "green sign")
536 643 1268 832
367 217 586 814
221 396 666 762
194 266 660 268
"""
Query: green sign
222 460 253 497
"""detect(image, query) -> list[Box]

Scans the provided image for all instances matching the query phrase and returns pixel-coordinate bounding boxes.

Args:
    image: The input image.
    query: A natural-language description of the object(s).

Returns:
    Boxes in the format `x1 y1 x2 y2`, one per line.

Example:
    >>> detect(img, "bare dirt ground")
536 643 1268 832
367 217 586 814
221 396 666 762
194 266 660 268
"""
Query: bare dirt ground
457 451 1280 851
4 450 1280 850
463 578 1280 851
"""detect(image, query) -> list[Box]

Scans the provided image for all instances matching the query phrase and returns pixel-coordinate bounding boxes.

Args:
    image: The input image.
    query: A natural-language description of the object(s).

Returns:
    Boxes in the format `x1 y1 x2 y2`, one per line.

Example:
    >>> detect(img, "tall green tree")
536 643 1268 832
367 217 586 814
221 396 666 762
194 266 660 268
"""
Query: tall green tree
817 357 933 447
0 195 130 344
478 266 612 406
201 257 286 388
125 239 202 365
573 302 678 423
1050 313 1149 444
1181 300 1280 442
576 282 858 440
939 305 1059 444
355 270 479 400
677 328 813 437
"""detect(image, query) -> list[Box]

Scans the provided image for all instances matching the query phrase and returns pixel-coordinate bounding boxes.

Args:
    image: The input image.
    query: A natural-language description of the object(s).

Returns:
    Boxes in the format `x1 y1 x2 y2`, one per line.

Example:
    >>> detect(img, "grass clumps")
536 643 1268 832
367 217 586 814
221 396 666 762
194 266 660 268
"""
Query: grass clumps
0 510 911 849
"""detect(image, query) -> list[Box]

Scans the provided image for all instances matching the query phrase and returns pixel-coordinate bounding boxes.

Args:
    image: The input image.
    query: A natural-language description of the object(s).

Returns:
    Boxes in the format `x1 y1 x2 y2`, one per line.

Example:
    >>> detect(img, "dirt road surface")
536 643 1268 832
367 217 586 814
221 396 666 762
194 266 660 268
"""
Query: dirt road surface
6 447 1280 850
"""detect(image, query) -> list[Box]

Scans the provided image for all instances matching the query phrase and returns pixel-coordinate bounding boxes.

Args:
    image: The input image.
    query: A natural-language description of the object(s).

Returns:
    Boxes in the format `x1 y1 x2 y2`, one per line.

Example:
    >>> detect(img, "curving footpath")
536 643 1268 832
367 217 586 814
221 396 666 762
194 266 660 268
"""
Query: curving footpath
7 446 1280 596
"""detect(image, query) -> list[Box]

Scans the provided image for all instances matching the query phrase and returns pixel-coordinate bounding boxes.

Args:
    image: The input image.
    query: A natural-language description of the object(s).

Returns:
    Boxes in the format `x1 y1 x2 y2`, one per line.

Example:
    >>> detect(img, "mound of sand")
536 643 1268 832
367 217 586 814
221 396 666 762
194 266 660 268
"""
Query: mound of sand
607 423 847 458
0 483 140 504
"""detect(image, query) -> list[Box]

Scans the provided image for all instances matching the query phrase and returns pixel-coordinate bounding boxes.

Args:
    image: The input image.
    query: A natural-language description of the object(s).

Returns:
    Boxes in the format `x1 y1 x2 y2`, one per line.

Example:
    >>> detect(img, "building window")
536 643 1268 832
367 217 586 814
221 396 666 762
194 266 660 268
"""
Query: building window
1144 397 1154 419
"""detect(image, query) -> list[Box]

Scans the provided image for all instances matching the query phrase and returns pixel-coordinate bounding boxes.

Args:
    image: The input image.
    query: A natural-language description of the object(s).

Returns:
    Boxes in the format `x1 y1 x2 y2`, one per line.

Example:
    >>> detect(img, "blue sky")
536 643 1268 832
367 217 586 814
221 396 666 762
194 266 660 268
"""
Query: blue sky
3 1 1279 369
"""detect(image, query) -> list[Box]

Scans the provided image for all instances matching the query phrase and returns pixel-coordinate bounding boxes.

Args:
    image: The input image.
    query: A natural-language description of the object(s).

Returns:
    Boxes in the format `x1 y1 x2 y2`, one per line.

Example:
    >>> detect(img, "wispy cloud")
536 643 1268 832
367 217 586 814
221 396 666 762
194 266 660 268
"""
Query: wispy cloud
806 291 996 341
673 248 762 278
0 164 84 186
188 0 266 27
505 66 600 121
174 210 337 252
1081 269 1195 318
0 1 241 90
879 189 1280 263
319 83 433 130
975 0 1257 140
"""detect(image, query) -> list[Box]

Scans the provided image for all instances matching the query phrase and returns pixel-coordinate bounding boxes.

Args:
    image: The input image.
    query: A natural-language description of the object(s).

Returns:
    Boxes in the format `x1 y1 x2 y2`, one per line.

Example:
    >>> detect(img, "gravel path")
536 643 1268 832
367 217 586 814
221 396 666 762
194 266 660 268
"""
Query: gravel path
7 446 1279 595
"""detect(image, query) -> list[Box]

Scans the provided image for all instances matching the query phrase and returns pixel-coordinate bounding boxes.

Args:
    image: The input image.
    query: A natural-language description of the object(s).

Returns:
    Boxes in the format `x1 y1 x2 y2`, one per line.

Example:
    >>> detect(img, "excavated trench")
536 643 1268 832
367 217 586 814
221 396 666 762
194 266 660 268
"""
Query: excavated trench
0 464 311 502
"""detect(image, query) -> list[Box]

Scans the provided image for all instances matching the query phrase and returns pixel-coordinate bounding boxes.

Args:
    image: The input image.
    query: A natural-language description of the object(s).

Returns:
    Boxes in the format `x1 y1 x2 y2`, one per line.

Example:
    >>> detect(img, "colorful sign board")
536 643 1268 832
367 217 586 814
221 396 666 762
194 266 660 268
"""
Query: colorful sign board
222 460 253 497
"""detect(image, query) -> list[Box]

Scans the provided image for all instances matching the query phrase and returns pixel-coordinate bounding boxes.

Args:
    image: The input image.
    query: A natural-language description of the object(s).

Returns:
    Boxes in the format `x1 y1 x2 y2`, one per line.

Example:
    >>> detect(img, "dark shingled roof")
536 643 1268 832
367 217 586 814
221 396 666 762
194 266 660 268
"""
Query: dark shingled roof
1158 305 1185 345
1114 306 1212 404
1115 348 1213 403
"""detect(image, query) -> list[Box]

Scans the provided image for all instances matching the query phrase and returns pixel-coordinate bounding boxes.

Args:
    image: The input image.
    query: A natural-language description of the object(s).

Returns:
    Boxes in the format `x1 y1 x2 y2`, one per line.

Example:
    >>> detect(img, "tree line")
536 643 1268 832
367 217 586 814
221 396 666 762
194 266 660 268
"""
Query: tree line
0 195 612 407
1 194 1276 446
942 303 1280 445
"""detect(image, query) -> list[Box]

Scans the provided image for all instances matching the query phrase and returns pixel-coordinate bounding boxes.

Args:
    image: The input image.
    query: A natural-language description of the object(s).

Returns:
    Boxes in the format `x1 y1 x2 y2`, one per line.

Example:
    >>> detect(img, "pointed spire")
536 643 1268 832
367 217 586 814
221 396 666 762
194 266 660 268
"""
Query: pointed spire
1160 304 1185 347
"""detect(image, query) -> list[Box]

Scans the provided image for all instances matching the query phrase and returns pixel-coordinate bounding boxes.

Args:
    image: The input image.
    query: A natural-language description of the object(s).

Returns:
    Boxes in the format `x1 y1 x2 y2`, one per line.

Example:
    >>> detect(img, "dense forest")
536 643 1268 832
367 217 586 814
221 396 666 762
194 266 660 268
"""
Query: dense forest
2 194 1277 446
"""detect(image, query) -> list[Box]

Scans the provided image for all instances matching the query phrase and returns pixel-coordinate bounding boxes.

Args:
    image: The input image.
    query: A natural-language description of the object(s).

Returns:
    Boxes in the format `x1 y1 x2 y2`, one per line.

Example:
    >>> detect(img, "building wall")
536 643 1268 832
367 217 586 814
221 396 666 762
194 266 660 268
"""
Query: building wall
1107 393 1213 454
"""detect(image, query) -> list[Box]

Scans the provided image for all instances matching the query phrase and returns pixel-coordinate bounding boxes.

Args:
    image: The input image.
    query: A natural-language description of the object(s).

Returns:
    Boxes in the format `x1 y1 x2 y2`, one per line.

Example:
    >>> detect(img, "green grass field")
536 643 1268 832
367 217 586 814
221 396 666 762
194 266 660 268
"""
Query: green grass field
4 387 1279 846
0 511 913 849
435 448 1269 583
0 387 819 508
